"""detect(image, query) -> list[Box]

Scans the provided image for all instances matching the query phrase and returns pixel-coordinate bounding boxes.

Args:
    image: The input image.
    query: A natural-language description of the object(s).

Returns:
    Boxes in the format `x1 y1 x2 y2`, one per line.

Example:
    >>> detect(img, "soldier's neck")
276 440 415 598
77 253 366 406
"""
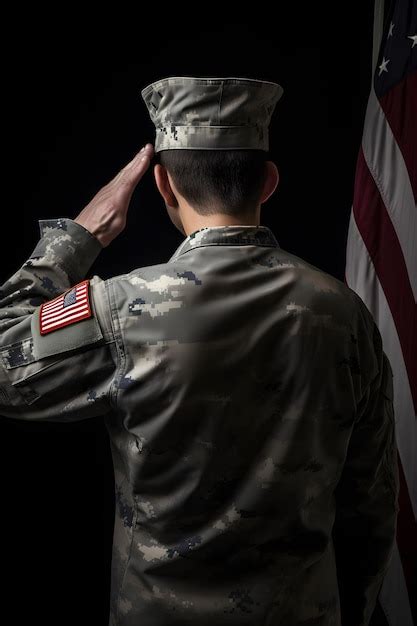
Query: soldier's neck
180 203 261 236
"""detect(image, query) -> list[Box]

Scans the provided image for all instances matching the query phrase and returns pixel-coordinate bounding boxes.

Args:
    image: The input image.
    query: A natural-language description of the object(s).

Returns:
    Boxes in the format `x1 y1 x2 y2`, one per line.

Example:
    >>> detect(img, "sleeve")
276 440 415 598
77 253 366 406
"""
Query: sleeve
0 218 118 422
332 299 400 626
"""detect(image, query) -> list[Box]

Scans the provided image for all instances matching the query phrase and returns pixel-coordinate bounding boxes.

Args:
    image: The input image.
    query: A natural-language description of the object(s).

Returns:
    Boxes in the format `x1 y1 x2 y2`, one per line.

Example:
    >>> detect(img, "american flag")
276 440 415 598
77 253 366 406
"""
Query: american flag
39 279 92 335
345 1 416 625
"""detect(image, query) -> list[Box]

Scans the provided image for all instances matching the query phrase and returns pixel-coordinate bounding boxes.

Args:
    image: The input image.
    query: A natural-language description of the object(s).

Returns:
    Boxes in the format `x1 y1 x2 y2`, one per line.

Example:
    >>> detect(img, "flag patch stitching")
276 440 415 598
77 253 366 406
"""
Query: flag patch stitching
39 280 92 335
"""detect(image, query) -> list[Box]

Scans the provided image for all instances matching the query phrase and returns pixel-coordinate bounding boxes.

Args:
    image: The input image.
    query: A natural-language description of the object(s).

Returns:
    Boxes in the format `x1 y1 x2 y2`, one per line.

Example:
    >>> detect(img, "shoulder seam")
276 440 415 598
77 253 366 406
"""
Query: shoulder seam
105 279 124 412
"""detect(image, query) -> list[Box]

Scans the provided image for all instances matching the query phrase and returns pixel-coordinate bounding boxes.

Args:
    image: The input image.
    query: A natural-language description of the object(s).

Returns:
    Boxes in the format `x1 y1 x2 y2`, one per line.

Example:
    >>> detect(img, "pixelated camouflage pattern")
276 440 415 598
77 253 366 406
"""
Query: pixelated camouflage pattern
141 76 284 152
0 218 399 625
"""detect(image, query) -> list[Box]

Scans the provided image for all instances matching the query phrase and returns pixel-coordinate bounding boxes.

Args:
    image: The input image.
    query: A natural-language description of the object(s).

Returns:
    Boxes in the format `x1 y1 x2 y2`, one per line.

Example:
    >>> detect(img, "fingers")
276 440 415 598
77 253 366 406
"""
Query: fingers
123 143 154 180
125 143 154 171
112 143 155 191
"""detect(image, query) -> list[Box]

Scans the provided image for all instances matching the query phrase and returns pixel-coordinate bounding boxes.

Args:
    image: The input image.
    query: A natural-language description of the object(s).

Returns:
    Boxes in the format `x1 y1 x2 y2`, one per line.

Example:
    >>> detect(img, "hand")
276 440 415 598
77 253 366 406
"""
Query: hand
74 143 154 248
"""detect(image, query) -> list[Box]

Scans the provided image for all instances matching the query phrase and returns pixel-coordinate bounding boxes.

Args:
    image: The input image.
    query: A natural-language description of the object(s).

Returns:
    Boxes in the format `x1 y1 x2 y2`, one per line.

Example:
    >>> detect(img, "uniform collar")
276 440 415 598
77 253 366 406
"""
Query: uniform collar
168 224 280 262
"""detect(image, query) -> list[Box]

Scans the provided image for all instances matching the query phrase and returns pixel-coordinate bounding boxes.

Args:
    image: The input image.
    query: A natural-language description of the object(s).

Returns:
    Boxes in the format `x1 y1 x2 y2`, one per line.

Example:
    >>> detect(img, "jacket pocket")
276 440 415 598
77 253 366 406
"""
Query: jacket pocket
0 337 103 406
1 338 68 405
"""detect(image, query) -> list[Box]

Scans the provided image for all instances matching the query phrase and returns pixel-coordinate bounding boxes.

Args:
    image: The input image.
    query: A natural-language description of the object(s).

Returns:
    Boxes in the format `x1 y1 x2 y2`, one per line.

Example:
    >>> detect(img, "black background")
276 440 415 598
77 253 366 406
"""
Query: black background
1 5 376 625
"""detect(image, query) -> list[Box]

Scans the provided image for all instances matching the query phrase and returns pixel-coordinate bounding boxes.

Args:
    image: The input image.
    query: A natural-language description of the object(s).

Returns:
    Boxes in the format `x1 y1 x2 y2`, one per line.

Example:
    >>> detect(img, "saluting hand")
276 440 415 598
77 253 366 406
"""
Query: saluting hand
74 143 154 248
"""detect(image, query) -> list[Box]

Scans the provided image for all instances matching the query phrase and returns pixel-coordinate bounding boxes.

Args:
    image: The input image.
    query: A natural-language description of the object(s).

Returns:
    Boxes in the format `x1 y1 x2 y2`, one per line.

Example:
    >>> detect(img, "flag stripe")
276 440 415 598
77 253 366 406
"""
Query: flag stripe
378 71 417 202
345 211 417 518
345 206 417 624
41 302 89 326
396 451 417 610
379 542 415 626
352 147 417 416
41 310 92 333
41 308 90 330
361 87 417 300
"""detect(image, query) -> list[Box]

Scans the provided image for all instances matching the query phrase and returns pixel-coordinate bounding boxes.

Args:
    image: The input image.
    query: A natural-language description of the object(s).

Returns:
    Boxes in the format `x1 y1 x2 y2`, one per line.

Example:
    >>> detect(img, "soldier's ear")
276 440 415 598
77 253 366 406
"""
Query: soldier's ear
154 164 179 208
259 161 279 204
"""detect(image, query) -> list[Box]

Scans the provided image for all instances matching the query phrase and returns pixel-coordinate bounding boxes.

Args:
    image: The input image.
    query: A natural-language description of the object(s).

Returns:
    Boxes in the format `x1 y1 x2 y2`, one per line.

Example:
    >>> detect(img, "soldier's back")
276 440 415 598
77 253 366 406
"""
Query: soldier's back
104 226 367 625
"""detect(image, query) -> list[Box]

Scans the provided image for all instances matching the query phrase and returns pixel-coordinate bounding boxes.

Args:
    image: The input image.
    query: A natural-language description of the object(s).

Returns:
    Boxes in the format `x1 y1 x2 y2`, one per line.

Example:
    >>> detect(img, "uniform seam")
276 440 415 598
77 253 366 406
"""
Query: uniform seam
106 280 125 412
156 123 255 129
104 278 132 623
382 397 399 506
172 242 279 261
115 493 139 623
218 80 223 125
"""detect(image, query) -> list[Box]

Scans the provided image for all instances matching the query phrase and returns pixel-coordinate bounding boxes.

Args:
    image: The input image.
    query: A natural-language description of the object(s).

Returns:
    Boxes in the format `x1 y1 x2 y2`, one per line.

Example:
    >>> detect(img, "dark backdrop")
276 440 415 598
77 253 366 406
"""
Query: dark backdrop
1 6 375 625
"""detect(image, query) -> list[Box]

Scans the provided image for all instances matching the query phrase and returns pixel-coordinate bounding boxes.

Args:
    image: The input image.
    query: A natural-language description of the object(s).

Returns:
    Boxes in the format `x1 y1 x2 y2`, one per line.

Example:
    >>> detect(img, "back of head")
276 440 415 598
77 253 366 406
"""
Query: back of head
142 76 284 217
157 149 268 216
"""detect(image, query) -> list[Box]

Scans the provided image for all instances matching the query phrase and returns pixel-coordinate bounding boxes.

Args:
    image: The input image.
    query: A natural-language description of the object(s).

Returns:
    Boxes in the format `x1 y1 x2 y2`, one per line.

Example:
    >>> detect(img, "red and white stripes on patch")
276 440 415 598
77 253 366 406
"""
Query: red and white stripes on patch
39 279 92 335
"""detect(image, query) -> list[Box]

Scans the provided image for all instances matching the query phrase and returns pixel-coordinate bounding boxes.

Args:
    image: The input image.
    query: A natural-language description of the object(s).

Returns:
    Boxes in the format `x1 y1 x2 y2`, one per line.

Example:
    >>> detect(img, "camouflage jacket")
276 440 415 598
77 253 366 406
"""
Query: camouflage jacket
0 218 399 626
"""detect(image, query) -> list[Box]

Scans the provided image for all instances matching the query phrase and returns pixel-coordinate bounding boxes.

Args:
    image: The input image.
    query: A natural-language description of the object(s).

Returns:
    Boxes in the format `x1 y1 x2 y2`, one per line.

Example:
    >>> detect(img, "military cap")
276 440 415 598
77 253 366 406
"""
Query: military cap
141 76 283 152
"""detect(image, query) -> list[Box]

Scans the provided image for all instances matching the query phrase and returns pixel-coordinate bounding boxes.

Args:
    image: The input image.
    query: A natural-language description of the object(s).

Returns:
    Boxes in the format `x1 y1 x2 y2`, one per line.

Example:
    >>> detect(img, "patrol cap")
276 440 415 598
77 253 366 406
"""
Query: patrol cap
141 76 284 152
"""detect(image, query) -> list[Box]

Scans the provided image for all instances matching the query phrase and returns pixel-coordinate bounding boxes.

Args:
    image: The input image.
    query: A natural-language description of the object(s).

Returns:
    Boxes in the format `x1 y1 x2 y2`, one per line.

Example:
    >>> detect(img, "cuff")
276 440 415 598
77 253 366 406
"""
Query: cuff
29 217 104 283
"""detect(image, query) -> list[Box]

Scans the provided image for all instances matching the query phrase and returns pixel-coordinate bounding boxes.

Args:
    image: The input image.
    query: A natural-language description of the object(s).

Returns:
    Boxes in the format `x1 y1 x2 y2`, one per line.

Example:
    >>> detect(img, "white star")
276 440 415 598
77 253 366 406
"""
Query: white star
378 57 390 76
408 34 417 48
388 22 394 37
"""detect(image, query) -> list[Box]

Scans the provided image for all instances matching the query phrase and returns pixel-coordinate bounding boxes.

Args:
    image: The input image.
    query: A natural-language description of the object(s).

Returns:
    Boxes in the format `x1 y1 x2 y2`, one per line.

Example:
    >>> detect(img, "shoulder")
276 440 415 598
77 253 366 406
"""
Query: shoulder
276 249 383 391
0 275 117 416
274 247 369 328
106 261 203 319
107 260 200 287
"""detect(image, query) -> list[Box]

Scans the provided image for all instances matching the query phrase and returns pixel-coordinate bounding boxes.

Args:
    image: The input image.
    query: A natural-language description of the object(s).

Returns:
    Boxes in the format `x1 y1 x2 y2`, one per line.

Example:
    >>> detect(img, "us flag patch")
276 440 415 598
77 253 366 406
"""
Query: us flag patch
39 280 92 335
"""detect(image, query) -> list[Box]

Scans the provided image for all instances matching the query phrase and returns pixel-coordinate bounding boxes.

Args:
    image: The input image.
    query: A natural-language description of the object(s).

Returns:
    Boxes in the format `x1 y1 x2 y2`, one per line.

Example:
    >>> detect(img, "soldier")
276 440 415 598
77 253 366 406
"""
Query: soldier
0 76 399 626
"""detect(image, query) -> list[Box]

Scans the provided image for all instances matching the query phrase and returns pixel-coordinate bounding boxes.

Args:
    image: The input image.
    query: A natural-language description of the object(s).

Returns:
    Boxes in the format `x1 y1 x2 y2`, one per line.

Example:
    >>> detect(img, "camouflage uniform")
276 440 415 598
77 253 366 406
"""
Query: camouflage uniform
0 217 399 625
141 76 284 152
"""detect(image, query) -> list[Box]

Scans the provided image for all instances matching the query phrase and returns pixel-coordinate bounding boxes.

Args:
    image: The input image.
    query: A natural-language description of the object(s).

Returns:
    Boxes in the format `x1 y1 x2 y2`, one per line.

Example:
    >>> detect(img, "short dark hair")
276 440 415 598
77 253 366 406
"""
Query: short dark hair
157 149 267 216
